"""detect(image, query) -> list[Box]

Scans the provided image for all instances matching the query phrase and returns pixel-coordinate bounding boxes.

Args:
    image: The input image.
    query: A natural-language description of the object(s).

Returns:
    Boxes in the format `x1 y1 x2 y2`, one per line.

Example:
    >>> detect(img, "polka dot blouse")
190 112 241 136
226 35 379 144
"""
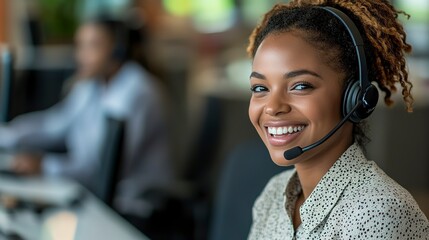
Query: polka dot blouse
248 144 429 239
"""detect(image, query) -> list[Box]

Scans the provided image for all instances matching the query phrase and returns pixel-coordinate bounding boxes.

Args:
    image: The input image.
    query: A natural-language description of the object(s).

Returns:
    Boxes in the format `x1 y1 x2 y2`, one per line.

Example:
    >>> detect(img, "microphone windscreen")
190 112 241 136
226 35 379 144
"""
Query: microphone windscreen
284 146 303 160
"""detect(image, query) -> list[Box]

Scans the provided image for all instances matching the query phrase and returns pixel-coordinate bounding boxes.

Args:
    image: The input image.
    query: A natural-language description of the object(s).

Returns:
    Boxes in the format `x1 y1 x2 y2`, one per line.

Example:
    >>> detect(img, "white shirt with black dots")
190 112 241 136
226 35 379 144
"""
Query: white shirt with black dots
248 144 429 239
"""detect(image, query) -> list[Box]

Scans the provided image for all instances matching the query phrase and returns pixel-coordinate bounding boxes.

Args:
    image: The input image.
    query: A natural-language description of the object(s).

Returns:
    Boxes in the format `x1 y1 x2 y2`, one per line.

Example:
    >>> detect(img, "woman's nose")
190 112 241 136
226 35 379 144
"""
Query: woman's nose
264 92 291 116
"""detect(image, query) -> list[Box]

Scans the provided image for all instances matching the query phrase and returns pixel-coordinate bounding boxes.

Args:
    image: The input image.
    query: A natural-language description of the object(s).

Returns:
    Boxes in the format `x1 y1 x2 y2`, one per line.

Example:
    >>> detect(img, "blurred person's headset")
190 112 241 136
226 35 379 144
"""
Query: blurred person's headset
91 18 130 62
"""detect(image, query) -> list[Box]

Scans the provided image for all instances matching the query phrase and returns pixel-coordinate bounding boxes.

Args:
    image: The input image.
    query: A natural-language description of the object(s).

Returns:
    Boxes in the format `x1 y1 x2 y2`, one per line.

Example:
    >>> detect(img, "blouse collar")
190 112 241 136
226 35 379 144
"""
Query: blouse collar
283 143 367 231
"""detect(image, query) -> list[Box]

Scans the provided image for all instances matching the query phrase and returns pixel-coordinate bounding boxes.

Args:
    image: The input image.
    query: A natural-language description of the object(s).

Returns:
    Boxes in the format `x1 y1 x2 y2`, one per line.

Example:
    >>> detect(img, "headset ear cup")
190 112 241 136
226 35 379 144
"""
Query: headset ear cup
343 80 379 123
112 31 128 61
342 80 361 123
357 84 379 119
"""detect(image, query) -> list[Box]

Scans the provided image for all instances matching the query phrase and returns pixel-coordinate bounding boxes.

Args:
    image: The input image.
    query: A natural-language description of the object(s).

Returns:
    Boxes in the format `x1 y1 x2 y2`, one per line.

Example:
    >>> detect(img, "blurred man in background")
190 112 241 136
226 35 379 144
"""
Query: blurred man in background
0 18 172 223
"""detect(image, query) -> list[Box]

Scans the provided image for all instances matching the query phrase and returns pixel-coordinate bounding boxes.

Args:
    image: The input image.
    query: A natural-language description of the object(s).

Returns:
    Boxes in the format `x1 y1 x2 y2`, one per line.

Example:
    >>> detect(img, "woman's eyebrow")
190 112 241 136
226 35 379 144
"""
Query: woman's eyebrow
284 69 322 79
250 69 321 80
250 71 266 80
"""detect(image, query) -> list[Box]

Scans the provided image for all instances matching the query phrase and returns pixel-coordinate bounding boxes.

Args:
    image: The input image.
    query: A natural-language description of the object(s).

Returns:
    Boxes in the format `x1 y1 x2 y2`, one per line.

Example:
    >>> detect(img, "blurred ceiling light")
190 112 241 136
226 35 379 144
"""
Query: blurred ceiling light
163 0 236 33
163 0 193 16
192 0 236 33
242 0 284 26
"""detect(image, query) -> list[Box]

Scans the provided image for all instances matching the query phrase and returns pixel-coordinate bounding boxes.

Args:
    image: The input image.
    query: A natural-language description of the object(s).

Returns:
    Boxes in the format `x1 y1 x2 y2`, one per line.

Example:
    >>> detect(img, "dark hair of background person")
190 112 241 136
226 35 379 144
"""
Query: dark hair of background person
83 16 152 71
247 0 413 148
85 18 131 63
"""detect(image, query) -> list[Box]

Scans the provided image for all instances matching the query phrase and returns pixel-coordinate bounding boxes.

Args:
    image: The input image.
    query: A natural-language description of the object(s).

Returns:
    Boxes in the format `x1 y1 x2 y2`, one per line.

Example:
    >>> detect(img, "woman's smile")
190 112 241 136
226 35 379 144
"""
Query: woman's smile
263 122 307 147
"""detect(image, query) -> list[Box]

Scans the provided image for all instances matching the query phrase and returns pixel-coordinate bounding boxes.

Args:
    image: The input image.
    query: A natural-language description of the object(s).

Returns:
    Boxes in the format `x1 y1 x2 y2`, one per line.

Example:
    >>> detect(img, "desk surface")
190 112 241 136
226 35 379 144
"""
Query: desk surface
0 174 149 240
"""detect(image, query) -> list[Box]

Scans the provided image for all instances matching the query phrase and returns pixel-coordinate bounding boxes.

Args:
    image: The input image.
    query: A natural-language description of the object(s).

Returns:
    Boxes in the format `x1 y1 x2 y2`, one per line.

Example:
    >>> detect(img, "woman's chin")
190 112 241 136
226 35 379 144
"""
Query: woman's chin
269 150 295 167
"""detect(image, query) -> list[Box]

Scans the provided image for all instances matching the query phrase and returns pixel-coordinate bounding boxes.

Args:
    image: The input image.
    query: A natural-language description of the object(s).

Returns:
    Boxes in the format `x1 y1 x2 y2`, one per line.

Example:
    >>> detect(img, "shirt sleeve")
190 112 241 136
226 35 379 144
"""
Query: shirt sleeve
342 196 429 239
42 152 97 188
0 82 88 151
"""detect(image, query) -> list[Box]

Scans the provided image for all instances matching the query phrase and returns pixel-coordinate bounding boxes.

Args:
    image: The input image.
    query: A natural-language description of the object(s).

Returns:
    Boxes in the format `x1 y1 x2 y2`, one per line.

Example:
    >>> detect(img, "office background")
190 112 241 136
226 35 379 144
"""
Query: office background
0 0 428 238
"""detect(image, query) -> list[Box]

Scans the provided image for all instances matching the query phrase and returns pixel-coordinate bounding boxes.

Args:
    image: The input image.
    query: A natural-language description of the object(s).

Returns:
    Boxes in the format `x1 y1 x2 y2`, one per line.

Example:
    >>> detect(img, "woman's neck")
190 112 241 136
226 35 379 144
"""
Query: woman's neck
295 158 336 199
294 131 353 199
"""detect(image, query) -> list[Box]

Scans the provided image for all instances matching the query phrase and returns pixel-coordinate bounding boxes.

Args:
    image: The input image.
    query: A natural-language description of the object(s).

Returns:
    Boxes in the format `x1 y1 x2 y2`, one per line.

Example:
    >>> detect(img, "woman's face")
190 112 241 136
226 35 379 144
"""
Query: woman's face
75 23 115 78
249 32 352 166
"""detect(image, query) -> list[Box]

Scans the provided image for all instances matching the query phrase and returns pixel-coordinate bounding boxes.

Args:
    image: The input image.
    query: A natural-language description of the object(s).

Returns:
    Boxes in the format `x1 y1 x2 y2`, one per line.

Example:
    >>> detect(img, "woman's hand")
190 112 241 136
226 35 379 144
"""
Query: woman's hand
12 153 43 175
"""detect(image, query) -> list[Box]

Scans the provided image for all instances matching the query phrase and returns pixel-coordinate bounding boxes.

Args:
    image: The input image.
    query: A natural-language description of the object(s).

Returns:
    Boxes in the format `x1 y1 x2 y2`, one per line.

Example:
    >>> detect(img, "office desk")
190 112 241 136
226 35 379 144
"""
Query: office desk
0 174 149 240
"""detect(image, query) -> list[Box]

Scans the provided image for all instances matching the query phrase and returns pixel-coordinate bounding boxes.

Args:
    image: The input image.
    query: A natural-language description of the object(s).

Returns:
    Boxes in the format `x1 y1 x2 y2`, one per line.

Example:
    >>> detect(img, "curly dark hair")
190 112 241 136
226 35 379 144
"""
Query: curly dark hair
247 0 413 147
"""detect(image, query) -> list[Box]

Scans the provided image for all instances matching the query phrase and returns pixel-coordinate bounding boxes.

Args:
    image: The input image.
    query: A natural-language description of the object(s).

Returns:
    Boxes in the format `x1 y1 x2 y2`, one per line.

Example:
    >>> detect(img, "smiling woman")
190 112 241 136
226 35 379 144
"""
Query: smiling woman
246 0 429 239
249 32 348 167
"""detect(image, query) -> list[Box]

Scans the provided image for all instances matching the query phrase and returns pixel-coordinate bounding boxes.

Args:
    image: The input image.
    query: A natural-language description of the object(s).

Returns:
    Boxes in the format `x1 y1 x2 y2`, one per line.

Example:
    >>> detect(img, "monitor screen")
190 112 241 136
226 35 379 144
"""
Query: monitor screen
0 46 13 122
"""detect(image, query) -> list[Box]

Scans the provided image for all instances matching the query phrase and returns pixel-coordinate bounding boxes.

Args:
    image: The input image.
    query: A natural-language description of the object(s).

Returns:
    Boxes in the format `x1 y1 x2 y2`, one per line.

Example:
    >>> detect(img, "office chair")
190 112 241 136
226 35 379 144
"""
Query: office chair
209 138 290 240
94 116 125 206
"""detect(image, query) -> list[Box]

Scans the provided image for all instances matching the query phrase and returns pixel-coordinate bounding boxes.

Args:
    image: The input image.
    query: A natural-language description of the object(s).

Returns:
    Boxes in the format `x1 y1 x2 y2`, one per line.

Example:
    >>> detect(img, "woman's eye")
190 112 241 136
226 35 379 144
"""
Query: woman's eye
251 85 268 93
291 82 313 91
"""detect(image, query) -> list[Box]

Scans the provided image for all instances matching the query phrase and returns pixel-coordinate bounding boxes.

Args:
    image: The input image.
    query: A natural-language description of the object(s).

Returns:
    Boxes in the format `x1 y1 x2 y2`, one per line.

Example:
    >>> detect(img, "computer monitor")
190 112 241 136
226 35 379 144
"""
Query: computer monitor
0 46 13 123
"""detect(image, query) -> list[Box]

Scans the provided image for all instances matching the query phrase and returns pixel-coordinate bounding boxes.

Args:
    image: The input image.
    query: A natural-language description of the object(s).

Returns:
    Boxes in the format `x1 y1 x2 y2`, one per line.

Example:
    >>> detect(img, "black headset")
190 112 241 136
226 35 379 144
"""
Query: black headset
93 18 129 62
321 6 379 123
109 20 129 62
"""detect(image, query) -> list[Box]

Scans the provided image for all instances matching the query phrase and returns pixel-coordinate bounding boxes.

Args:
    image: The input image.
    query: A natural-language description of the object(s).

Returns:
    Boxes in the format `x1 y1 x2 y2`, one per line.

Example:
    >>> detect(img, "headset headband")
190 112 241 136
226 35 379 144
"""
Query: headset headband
320 6 369 89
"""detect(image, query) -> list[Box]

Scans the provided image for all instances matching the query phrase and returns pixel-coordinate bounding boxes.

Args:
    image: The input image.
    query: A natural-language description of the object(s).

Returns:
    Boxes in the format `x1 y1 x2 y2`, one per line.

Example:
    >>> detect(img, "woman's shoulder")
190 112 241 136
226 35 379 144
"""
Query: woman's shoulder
348 161 418 202
254 169 295 209
337 161 429 235
322 161 429 238
122 62 157 86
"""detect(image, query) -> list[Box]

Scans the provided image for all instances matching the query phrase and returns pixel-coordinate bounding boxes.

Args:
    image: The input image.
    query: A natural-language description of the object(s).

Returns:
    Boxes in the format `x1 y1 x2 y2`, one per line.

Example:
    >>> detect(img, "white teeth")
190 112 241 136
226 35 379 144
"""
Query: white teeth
267 125 305 135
